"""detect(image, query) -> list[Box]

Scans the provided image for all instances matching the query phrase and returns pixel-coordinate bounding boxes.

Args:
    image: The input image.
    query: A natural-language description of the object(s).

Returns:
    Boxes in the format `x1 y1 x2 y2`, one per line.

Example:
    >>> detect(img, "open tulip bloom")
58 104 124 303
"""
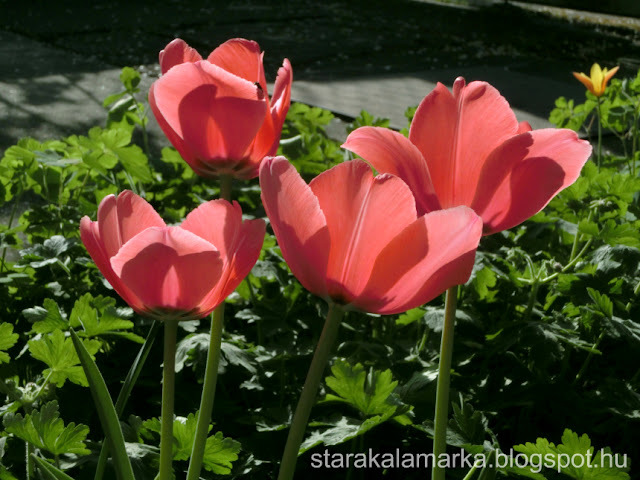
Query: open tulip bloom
80 190 265 321
343 77 592 480
80 190 264 479
150 38 292 180
260 156 482 480
343 77 592 235
260 156 483 315
573 63 619 97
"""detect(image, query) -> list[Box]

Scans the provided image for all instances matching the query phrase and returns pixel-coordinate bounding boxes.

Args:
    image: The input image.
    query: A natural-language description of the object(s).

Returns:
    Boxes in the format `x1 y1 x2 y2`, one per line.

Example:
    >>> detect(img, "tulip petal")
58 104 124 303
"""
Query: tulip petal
150 61 267 165
269 58 293 149
80 216 145 312
207 38 267 91
342 126 440 214
177 65 268 162
358 207 482 314
410 78 519 208
572 71 596 96
111 227 223 313
259 156 330 298
214 218 266 303
309 160 417 301
471 129 592 235
97 191 165 259
159 38 203 74
181 200 243 260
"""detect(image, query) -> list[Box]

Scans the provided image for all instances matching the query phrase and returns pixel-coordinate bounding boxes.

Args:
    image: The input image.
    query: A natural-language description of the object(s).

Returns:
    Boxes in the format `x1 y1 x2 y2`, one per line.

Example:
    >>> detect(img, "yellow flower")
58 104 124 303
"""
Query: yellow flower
572 63 619 97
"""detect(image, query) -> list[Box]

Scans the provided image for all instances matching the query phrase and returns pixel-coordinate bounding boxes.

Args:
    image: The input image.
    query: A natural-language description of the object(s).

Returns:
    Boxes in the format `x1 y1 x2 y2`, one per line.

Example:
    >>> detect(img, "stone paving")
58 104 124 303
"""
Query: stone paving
1 0 640 154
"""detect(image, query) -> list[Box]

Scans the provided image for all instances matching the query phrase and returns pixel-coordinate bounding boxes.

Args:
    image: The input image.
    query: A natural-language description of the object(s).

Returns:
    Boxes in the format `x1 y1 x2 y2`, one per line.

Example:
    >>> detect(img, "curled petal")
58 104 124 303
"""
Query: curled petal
343 126 440 214
309 160 417 301
111 227 223 313
159 38 203 74
358 206 482 314
259 156 330 298
471 129 592 234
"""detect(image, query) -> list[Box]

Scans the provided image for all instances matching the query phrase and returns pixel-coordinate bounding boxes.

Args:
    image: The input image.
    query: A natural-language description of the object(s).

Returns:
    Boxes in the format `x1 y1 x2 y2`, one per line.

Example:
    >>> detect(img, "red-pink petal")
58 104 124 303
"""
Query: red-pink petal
259 156 330 298
181 199 243 262
97 191 165 259
410 78 519 208
214 218 266 304
207 38 267 91
267 58 293 155
159 38 203 74
358 206 482 314
309 160 417 301
471 129 592 235
111 227 223 312
342 126 440 214
79 216 145 312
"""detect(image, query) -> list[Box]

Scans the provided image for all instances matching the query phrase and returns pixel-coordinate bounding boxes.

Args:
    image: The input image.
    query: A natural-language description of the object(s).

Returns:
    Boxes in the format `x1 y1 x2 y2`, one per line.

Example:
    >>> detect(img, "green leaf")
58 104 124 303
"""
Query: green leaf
69 329 135 480
300 413 395 453
28 330 101 387
323 360 398 417
31 455 76 480
141 413 241 474
514 429 630 479
0 323 19 364
396 307 425 327
587 288 614 319
69 293 143 343
120 67 141 91
3 401 89 456
24 298 68 335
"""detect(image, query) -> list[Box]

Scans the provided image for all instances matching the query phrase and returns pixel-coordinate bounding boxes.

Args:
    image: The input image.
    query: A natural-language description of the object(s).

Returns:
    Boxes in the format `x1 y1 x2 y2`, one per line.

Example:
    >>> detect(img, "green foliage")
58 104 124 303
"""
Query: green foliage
141 414 241 474
0 65 638 480
28 330 101 387
3 401 90 456
514 429 630 479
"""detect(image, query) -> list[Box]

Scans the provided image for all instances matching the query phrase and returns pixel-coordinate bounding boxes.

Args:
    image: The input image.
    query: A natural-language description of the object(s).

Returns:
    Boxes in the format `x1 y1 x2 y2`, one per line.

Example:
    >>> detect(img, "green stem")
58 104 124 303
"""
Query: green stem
26 441 34 480
432 286 458 480
596 96 603 168
573 330 605 385
219 175 233 202
159 320 179 480
0 197 20 274
186 304 225 480
277 303 344 480
462 463 479 480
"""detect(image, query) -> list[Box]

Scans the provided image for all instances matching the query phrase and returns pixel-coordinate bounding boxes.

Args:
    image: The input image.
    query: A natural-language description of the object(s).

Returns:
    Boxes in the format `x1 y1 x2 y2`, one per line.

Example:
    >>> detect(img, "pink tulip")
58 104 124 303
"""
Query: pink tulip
149 38 292 180
259 156 482 315
80 191 265 321
343 77 592 235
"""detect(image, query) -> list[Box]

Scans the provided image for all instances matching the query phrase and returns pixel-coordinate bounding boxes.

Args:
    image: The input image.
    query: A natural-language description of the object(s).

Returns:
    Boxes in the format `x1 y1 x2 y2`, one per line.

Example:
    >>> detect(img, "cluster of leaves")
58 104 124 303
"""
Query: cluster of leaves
0 66 636 479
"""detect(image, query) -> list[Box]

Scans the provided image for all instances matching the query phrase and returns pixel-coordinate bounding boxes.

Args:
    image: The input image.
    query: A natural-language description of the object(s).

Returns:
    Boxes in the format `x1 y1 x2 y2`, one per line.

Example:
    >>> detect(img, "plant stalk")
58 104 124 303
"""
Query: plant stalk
432 285 459 480
159 319 179 480
596 96 603 168
186 304 226 480
277 303 344 480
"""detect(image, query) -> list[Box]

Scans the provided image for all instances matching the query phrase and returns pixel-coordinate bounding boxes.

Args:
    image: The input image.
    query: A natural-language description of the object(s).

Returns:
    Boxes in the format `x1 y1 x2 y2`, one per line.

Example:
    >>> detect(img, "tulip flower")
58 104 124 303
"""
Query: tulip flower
80 190 265 321
259 156 482 315
150 38 292 180
343 77 592 236
573 63 619 97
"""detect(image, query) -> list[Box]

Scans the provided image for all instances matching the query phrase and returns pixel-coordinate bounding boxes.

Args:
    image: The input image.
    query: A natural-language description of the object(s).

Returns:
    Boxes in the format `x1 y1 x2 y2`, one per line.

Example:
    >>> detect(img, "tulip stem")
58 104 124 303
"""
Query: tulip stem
432 285 459 480
159 319 179 480
220 175 233 202
186 304 226 480
596 96 603 168
277 303 345 480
